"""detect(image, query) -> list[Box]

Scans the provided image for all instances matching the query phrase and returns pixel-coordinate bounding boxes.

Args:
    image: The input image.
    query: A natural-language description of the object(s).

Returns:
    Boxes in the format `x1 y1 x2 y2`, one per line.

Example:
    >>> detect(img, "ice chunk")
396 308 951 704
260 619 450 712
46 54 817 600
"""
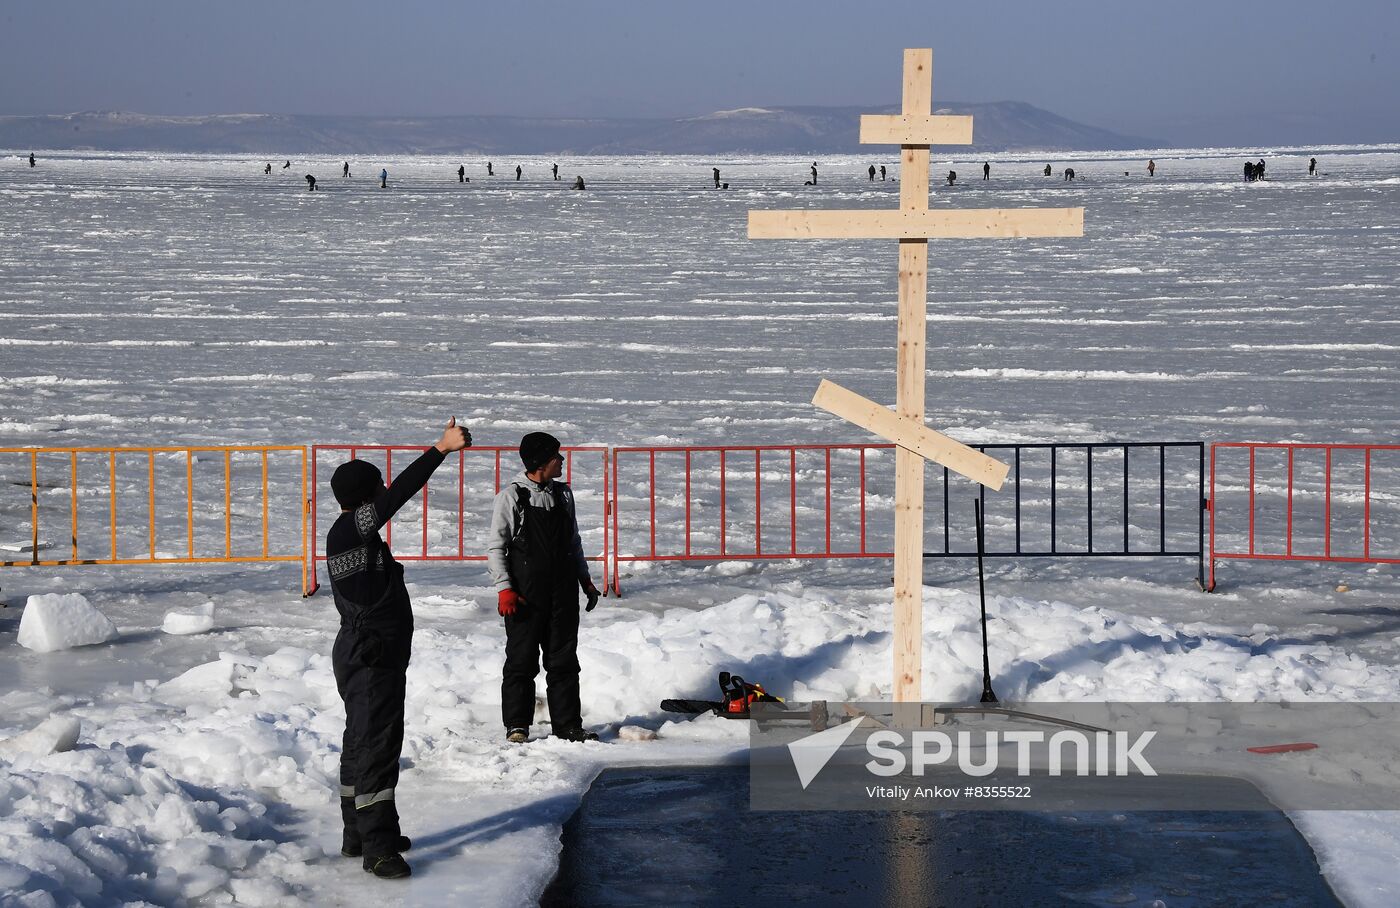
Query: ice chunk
0 858 33 891
0 715 81 760
162 602 216 636
16 593 117 653
154 659 239 706
617 725 657 742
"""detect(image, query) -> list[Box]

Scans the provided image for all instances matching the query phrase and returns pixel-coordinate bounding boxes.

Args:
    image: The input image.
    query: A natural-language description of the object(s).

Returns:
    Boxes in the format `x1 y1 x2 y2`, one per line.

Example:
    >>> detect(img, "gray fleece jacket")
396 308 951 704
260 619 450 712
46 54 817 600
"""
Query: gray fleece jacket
486 472 591 592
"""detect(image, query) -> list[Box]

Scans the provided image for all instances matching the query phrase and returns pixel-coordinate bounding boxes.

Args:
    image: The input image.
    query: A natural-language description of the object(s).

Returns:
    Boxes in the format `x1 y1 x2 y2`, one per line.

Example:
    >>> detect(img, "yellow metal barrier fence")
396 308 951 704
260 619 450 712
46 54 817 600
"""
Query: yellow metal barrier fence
0 446 310 595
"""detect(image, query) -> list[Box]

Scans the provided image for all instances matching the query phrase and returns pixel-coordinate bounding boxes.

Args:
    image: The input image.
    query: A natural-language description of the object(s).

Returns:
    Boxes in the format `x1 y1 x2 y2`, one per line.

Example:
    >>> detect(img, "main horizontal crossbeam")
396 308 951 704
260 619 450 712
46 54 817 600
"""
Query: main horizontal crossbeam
749 207 1084 240
812 379 1009 490
859 114 973 146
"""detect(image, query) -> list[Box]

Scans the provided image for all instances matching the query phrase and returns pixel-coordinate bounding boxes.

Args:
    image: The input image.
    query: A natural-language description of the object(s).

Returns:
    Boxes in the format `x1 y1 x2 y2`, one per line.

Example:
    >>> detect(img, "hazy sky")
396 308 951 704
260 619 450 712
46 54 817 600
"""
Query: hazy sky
1 0 1396 145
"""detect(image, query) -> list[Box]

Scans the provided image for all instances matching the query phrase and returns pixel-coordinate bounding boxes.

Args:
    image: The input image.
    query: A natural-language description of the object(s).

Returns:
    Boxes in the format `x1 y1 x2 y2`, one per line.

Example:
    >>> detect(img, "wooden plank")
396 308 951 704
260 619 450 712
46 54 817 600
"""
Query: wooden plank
898 50 932 216
894 49 933 707
748 207 1084 240
860 114 973 146
893 446 925 704
902 49 932 118
812 379 1010 490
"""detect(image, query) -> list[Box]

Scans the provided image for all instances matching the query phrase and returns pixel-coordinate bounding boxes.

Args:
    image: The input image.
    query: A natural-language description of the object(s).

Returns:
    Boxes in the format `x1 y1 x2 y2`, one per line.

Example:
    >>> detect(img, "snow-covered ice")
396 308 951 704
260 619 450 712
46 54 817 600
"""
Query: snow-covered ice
1 145 1398 905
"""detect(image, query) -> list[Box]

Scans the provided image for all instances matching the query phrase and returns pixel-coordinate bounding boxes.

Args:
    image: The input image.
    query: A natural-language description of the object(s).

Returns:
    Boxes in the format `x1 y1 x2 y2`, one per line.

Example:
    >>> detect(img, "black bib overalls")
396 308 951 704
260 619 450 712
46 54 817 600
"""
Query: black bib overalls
501 486 583 732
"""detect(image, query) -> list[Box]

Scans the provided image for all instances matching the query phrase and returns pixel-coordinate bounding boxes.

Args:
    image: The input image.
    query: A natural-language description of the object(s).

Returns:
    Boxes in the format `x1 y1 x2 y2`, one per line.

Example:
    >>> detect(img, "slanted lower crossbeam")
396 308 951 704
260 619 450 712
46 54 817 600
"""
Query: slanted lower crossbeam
812 380 1009 490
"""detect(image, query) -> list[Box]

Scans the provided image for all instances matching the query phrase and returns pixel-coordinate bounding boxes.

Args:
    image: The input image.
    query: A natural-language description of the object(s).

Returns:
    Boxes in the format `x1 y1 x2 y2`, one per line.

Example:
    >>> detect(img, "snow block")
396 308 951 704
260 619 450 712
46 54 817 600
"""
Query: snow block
17 593 118 653
0 715 82 760
161 602 216 636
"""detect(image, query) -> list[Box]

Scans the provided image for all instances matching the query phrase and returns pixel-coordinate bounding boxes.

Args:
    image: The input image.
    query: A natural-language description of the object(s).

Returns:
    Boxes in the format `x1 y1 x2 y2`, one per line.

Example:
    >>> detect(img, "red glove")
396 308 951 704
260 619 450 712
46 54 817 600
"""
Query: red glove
498 589 521 617
582 581 600 612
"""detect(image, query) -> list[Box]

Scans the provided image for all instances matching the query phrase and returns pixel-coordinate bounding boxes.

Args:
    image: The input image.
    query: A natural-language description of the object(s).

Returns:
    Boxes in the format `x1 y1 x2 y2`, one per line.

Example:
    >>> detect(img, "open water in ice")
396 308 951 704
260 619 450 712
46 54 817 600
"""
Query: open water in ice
543 765 1342 907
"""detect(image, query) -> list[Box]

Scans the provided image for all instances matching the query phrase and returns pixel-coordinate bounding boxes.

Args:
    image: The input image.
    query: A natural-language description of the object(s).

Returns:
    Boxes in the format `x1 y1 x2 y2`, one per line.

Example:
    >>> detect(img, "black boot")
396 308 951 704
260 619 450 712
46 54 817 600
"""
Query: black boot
341 796 410 857
363 853 412 879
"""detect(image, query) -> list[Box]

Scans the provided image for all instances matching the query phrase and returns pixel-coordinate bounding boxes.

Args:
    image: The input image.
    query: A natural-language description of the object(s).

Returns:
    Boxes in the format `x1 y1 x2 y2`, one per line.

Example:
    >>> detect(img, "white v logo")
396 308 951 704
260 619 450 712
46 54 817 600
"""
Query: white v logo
787 721 862 790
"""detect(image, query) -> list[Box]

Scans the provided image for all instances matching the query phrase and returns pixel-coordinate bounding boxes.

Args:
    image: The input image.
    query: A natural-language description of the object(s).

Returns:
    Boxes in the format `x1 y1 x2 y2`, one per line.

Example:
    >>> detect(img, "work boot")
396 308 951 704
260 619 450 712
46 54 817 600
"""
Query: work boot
554 726 599 743
506 727 529 744
340 795 411 857
363 853 412 879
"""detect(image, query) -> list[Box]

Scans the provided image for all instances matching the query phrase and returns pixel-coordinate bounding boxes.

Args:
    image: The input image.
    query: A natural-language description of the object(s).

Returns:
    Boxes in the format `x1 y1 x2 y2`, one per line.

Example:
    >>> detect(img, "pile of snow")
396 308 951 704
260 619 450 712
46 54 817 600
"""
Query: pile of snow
5 586 1400 904
161 601 215 636
16 593 117 653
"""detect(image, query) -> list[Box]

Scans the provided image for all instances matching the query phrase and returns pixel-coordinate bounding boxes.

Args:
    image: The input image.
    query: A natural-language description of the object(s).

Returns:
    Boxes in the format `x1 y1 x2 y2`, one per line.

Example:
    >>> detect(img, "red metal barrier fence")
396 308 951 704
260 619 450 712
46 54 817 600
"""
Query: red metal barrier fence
609 444 893 593
610 442 1207 593
1208 443 1400 590
306 445 610 596
14 439 1396 596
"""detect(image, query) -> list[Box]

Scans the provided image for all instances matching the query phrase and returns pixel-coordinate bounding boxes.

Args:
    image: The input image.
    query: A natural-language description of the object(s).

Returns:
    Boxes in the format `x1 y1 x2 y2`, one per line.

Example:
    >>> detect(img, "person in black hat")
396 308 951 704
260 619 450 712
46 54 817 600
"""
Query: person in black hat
326 417 471 879
486 431 601 744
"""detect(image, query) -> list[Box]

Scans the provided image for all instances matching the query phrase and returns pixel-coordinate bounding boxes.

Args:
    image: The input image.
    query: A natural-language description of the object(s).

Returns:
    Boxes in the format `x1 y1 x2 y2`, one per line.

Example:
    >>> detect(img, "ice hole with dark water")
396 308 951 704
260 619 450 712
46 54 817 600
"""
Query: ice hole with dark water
542 765 1341 907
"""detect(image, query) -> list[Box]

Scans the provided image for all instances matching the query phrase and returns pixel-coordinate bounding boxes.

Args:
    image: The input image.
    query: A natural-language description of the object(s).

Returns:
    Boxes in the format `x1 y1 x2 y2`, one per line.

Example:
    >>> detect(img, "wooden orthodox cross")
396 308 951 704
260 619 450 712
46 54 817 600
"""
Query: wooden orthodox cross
749 49 1083 703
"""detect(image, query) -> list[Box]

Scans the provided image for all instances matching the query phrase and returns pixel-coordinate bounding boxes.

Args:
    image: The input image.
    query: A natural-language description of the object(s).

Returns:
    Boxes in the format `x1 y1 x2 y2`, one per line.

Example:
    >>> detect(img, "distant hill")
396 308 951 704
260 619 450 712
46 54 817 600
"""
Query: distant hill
0 103 1162 155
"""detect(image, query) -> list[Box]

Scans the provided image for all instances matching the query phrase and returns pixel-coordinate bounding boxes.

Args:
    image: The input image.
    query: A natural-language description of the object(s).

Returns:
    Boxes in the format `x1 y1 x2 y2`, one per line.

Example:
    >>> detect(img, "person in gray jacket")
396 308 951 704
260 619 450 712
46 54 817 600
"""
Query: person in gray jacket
487 431 601 744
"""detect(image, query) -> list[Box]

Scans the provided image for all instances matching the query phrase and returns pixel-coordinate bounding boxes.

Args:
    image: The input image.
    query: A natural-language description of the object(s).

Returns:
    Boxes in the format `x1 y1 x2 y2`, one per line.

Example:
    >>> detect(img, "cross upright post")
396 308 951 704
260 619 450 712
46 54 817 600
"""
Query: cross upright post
748 49 1084 703
893 49 933 706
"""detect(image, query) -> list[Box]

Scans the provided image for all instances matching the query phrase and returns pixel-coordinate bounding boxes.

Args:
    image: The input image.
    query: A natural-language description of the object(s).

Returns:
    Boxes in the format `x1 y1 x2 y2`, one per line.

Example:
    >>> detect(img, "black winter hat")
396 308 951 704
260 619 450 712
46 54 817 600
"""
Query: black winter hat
331 459 382 508
519 432 562 472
